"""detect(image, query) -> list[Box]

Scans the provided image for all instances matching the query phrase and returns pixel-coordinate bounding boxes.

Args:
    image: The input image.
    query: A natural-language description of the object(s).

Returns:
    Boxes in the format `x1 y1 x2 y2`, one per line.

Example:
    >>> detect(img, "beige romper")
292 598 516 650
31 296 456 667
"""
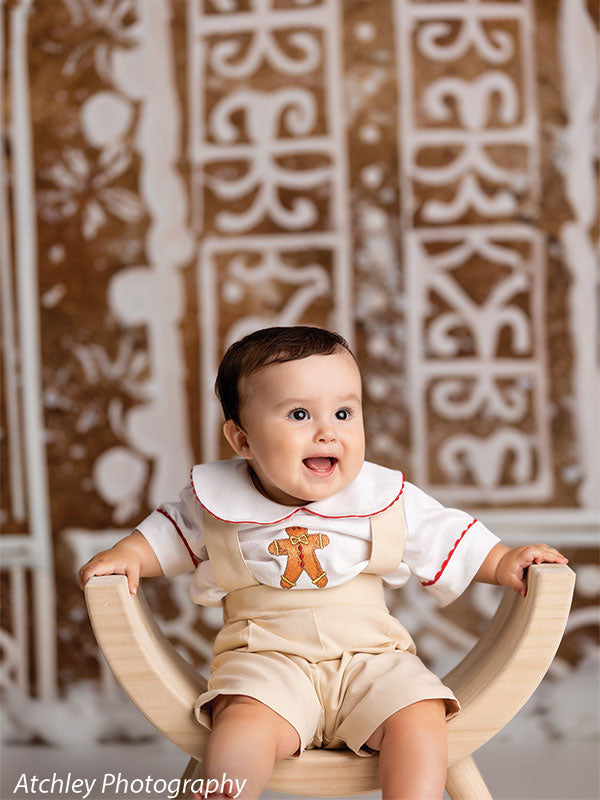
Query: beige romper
194 498 460 757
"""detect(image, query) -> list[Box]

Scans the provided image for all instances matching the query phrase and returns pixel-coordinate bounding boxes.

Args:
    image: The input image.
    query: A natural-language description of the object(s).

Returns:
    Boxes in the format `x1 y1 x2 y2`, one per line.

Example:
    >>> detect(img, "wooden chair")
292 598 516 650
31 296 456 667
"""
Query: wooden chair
85 563 575 799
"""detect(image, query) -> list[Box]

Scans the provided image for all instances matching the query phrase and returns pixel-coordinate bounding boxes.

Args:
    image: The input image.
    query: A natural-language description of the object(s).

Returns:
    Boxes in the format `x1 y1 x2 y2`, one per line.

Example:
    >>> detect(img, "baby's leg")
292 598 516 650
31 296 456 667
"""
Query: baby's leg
364 698 447 800
195 694 300 800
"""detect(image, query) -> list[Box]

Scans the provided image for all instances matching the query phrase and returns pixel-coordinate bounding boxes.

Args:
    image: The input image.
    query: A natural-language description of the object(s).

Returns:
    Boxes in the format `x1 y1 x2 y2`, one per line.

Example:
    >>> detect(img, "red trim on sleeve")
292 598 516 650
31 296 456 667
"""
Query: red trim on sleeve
156 508 199 568
421 518 478 587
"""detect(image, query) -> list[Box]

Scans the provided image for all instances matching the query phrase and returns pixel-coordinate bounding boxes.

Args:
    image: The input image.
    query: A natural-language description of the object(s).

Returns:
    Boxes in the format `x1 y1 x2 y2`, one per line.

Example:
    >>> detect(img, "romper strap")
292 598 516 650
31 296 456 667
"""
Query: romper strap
364 497 406 575
201 509 260 593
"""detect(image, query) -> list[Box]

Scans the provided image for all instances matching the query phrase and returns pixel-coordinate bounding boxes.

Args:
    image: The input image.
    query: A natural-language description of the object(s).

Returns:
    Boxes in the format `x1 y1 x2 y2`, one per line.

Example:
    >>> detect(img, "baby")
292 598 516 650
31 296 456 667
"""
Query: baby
79 326 568 800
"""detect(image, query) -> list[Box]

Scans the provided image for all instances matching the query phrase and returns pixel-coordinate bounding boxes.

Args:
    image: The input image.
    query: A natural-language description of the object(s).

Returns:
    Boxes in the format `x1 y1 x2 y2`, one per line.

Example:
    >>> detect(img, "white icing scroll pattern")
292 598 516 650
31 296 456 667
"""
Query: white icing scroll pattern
418 72 524 222
399 1 538 222
218 243 331 346
207 89 331 232
411 227 551 502
208 0 323 78
416 12 515 64
191 0 351 460
397 0 551 502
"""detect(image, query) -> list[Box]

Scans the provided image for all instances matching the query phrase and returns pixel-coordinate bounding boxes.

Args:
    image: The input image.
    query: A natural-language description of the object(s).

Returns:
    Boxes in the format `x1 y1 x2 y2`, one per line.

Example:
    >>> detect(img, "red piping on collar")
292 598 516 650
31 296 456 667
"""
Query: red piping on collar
189 466 405 525
421 518 478 587
157 507 199 568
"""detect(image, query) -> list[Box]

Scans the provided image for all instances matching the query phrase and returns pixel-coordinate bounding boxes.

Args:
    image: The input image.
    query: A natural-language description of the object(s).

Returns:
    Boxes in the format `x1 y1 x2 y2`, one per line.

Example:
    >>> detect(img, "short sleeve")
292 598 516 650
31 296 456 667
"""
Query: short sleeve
136 484 207 577
402 481 500 607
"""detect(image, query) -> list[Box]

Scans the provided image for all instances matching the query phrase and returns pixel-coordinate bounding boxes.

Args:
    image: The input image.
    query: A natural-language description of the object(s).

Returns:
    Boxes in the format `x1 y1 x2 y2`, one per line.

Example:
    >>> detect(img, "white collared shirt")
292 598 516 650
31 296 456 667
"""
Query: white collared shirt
136 459 499 608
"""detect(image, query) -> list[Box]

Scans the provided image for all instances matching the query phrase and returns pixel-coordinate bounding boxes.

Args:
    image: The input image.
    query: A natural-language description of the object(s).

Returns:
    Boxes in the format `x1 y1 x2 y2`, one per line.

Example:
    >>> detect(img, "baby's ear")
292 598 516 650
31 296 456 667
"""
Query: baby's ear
222 419 253 459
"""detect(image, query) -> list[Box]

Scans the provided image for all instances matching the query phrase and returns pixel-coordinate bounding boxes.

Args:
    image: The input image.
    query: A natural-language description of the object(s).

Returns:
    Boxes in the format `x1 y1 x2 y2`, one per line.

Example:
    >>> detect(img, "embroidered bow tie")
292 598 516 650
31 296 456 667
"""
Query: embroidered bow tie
289 533 309 546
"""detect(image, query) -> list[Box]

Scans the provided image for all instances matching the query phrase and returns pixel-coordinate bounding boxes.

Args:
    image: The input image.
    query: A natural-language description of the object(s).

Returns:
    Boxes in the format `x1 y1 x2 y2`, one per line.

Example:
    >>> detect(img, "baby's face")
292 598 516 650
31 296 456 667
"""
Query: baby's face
225 350 365 506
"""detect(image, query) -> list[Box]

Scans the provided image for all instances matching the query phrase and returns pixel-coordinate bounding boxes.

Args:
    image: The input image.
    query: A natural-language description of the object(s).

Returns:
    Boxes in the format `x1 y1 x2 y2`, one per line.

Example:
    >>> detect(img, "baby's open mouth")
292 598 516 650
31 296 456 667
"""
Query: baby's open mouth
303 457 337 473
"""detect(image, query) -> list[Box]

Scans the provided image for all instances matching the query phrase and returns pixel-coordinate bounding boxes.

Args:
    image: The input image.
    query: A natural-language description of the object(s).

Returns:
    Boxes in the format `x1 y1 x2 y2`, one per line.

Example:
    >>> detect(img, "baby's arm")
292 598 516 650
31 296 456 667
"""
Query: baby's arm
78 530 163 595
474 542 569 597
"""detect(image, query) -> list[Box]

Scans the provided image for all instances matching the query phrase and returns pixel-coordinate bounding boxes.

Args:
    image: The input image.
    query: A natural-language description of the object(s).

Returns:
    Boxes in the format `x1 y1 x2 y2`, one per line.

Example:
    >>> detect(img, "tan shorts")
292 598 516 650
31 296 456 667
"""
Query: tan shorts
194 577 459 757
195 646 459 757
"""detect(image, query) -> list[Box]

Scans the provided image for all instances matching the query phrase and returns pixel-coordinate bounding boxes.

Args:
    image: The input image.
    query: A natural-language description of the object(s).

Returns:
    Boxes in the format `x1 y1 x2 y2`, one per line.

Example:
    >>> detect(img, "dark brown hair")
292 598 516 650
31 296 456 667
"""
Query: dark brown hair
215 326 356 426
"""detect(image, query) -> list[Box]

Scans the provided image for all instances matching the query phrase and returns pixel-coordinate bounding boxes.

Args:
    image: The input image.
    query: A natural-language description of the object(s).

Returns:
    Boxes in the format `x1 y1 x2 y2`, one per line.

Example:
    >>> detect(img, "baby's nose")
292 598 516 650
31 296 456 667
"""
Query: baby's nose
315 426 336 442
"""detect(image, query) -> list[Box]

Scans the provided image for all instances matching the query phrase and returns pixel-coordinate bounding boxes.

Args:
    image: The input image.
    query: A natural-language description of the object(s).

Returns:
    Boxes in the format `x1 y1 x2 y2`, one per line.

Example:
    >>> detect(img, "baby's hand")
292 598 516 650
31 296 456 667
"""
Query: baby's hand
78 543 142 595
495 544 569 597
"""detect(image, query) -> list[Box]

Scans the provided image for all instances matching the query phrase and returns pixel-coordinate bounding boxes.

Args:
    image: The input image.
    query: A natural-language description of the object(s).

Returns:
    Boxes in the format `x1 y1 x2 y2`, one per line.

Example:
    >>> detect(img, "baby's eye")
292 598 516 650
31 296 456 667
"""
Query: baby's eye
335 408 352 421
289 408 309 421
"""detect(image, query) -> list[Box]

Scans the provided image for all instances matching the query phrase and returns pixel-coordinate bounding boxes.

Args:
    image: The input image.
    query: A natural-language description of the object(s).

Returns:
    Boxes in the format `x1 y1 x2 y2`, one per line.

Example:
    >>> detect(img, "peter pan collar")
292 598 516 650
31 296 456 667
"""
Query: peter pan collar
190 458 405 524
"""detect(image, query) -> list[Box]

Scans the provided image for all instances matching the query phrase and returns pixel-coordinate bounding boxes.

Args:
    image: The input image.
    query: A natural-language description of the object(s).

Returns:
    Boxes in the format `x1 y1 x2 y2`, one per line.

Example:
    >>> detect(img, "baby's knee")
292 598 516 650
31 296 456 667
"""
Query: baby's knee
365 698 447 751
210 694 300 759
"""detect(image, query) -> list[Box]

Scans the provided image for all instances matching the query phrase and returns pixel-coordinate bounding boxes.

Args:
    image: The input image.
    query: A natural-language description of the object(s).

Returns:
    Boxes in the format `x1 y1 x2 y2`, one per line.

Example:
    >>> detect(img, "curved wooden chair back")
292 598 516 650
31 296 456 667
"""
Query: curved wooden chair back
85 564 575 799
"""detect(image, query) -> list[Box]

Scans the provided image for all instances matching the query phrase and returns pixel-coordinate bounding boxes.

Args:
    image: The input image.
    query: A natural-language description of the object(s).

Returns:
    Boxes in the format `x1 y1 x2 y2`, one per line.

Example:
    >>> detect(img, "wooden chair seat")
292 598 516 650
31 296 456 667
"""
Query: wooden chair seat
85 563 574 798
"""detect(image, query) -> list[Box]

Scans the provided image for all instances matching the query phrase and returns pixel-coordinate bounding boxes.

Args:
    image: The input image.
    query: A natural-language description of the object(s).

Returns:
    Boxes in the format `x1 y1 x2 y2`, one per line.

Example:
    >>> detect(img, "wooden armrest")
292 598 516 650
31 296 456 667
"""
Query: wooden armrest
443 563 575 763
85 564 575 797
85 575 209 759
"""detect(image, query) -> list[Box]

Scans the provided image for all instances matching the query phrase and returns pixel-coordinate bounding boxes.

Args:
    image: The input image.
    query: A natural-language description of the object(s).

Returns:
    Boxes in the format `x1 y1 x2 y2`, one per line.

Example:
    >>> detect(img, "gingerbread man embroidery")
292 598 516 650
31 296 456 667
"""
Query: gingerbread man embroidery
268 526 330 589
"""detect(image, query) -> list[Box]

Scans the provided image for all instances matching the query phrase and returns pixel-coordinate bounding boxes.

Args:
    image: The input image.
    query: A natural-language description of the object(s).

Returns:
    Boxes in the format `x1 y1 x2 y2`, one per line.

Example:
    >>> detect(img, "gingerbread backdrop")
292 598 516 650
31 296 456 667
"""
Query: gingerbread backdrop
1 0 598 745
